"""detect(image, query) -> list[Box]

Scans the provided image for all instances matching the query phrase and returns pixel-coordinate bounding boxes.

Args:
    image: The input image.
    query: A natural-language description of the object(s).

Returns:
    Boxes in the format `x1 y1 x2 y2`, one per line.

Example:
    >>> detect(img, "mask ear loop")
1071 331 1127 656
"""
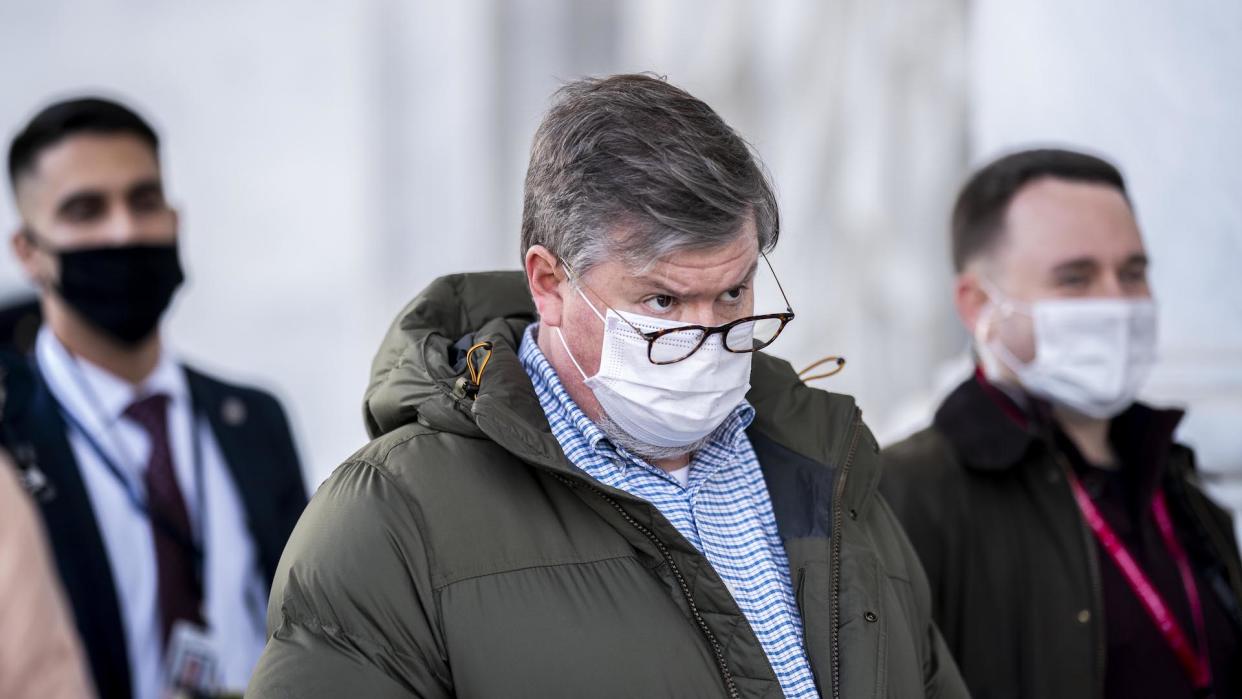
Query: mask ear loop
574 286 607 323
20 227 51 251
19 228 62 292
560 260 608 324
554 327 593 382
798 355 846 382
976 277 1028 322
553 259 611 381
973 278 1038 376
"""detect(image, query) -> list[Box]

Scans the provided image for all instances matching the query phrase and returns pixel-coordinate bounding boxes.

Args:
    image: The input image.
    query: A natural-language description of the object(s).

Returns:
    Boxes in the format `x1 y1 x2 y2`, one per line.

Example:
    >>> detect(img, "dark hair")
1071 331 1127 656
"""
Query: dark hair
8 97 160 189
521 73 778 273
950 148 1128 272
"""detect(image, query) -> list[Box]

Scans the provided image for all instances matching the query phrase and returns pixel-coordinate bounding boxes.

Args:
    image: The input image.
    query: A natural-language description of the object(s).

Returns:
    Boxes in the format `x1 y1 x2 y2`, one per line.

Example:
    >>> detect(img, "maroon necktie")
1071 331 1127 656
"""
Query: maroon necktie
124 393 204 646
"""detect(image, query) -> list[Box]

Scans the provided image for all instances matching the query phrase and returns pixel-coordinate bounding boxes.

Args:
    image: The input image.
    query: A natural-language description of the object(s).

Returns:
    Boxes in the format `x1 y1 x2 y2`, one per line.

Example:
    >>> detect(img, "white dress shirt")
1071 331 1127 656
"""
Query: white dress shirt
36 328 268 698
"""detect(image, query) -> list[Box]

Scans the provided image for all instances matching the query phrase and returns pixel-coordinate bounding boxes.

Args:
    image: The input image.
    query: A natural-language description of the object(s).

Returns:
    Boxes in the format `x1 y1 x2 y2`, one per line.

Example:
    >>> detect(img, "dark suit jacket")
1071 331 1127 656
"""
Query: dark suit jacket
0 350 308 699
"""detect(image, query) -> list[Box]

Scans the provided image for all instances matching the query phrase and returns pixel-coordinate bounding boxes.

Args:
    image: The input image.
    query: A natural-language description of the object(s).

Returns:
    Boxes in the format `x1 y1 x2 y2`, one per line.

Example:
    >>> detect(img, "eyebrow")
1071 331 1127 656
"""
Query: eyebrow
54 189 106 217
127 178 164 197
1050 253 1149 281
633 258 761 297
1050 257 1098 276
54 176 165 215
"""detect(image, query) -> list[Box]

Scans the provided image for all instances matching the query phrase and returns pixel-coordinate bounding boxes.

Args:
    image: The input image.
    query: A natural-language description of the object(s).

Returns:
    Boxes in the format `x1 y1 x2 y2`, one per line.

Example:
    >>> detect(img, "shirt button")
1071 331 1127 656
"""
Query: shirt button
864 611 878 623
1077 609 1091 624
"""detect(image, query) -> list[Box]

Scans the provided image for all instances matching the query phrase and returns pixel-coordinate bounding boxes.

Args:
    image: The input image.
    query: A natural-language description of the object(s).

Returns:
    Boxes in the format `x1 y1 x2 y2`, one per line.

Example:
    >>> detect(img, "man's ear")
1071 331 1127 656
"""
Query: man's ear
11 228 49 285
954 270 990 339
12 228 32 263
525 245 566 328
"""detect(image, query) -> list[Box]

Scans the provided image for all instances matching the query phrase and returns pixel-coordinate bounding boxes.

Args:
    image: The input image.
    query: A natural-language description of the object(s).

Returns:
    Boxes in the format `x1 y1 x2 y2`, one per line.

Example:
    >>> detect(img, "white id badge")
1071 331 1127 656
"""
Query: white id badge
163 621 220 698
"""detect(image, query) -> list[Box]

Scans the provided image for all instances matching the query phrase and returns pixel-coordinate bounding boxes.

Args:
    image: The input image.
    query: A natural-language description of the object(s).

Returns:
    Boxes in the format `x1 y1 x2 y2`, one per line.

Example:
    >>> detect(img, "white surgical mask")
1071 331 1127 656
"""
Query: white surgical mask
976 285 1158 419
555 287 752 448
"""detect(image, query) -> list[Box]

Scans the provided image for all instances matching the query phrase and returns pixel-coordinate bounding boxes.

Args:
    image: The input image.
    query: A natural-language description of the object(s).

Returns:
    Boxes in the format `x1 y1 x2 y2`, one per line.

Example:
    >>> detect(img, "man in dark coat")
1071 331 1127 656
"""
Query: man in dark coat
248 74 967 699
882 148 1242 699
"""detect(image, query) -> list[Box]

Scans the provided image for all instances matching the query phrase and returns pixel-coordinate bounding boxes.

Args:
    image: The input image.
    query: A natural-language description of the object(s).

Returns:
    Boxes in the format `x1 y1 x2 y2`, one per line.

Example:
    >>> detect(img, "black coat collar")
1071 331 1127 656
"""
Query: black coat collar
933 374 1038 470
934 373 1185 483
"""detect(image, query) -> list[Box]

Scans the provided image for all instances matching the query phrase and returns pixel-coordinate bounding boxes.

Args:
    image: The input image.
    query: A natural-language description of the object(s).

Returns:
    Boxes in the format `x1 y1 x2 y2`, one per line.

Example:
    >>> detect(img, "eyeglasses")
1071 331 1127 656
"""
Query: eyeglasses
564 253 796 365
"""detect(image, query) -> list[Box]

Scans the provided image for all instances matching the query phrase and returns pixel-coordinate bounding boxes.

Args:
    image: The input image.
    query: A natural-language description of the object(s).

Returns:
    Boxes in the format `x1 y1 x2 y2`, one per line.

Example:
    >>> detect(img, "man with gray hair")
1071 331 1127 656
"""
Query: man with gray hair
249 74 965 698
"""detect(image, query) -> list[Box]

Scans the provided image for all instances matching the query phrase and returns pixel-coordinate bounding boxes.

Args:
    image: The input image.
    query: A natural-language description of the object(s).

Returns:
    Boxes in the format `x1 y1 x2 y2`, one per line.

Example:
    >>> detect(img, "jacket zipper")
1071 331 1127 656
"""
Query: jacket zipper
1052 450 1107 699
829 411 863 699
552 474 741 699
795 566 807 610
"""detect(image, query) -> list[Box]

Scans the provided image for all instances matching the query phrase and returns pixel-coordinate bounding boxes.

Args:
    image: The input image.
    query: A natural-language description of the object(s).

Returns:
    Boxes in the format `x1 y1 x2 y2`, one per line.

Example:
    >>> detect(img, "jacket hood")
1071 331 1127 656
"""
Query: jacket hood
364 271 537 440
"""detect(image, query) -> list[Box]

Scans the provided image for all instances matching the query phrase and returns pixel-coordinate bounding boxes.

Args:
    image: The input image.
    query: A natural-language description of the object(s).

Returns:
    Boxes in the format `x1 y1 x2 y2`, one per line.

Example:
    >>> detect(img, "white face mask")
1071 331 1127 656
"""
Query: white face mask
555 287 752 449
977 286 1158 419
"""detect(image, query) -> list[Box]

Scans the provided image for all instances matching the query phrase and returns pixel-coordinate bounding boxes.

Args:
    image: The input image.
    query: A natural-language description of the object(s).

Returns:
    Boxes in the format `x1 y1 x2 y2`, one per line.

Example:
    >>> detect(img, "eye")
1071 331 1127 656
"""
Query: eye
61 197 105 222
719 285 747 303
642 294 676 313
1055 274 1091 290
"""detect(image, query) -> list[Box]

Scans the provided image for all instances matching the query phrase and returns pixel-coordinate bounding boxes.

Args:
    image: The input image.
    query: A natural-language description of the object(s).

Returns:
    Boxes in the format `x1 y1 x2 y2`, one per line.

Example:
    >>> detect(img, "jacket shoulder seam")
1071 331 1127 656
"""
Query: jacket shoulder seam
349 426 444 468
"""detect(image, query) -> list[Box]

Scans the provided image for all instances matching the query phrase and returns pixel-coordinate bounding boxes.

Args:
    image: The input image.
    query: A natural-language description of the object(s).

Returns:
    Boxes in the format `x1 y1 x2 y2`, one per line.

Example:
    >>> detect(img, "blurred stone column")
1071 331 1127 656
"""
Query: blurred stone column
617 0 970 439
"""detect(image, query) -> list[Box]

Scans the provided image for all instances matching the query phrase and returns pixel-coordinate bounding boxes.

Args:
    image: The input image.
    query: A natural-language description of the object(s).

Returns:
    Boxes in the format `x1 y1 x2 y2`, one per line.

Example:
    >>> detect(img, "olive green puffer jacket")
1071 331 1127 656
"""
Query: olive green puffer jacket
246 271 967 699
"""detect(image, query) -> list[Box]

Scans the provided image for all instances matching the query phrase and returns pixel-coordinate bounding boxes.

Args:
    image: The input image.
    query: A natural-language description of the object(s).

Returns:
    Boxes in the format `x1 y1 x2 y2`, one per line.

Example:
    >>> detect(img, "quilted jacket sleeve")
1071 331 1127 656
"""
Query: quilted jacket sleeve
247 460 451 698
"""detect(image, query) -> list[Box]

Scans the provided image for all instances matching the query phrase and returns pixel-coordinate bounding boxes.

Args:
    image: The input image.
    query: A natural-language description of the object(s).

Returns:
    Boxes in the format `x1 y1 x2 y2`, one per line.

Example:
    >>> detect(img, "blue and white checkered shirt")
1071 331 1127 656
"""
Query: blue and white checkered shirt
518 325 819 698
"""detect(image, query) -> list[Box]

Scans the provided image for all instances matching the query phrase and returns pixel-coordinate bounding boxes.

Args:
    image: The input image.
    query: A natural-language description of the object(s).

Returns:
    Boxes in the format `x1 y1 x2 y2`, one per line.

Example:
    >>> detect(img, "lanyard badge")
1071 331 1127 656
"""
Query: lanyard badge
164 620 221 697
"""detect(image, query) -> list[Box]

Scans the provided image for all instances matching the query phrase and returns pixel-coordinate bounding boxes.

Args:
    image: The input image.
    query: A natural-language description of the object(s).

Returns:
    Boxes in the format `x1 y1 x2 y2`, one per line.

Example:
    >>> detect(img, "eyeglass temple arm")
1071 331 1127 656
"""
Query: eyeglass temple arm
761 252 794 313
562 259 650 337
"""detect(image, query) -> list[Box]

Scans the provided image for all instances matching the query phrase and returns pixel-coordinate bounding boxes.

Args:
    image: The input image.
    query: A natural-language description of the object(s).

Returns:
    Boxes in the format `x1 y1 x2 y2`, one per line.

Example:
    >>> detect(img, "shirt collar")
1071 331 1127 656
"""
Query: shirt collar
36 326 188 430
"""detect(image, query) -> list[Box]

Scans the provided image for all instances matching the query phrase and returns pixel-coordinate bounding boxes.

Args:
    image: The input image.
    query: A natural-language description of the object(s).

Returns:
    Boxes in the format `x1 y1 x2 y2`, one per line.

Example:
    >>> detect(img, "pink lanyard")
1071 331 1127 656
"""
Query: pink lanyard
1066 470 1213 692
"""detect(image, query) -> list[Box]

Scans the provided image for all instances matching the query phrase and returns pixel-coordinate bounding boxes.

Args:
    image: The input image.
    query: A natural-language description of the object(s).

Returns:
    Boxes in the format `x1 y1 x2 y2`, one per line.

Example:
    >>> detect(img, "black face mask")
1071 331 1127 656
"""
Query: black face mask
34 236 185 346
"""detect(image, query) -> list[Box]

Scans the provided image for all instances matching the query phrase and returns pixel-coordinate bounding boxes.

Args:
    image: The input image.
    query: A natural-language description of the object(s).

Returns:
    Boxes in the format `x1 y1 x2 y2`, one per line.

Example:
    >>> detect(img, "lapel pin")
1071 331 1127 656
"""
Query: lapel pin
221 397 247 427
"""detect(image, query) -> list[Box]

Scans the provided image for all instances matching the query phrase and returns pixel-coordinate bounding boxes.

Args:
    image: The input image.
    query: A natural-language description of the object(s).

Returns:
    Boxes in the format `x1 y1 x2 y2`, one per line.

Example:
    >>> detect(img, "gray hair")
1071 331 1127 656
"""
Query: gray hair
520 74 779 275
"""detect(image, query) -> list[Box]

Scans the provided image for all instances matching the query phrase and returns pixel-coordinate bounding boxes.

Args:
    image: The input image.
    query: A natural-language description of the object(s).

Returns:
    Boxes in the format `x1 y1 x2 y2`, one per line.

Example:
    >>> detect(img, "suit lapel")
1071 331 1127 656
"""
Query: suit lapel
183 368 283 580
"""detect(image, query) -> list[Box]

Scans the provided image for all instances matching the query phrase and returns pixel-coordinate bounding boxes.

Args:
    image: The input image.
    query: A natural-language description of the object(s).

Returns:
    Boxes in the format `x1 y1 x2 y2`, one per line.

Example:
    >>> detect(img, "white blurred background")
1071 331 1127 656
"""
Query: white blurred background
0 0 1238 536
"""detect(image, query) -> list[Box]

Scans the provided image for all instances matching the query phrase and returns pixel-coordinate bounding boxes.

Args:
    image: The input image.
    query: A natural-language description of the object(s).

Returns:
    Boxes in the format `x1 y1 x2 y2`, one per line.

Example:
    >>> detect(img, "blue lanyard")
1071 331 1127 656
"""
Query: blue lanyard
38 359 208 568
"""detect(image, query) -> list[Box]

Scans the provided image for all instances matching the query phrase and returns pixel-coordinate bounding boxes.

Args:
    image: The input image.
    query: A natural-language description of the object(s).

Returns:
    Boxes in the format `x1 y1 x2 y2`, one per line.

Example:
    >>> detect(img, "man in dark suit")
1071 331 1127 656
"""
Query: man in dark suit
0 97 307 699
